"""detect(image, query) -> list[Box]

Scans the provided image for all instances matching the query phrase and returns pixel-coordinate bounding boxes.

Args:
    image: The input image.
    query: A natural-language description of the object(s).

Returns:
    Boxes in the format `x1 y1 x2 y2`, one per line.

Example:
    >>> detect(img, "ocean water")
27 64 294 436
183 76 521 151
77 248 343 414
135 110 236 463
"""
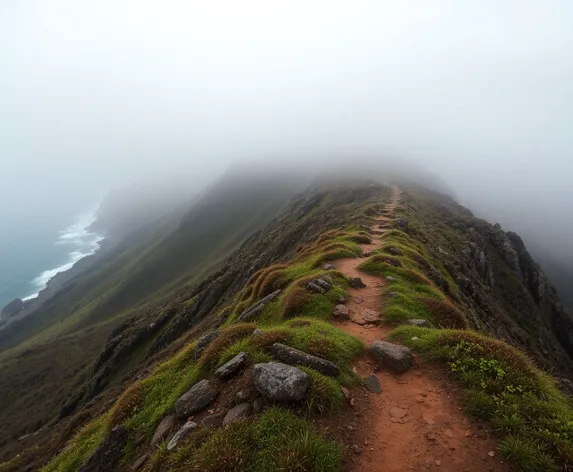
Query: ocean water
0 208 103 309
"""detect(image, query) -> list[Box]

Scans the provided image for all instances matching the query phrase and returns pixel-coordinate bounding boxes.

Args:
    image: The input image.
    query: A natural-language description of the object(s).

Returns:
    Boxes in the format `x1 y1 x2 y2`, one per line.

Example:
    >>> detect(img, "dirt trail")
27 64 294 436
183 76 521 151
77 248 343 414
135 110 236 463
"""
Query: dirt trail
331 186 509 472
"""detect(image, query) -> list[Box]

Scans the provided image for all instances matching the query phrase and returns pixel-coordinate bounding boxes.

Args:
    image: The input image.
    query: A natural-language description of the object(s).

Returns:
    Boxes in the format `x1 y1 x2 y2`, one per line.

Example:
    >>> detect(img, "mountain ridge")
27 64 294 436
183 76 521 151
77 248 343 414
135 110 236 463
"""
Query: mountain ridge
0 175 572 472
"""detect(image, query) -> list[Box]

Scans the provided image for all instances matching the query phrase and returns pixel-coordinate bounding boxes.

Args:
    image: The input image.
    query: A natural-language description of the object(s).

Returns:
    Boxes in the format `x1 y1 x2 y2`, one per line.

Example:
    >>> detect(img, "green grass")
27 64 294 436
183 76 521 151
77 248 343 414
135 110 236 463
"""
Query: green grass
40 415 110 472
389 326 573 470
142 407 342 472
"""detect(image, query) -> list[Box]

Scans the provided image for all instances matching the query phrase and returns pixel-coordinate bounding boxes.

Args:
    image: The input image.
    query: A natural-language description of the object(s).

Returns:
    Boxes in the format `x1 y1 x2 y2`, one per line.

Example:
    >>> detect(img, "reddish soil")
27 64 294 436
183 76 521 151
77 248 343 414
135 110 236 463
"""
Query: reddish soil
326 186 511 472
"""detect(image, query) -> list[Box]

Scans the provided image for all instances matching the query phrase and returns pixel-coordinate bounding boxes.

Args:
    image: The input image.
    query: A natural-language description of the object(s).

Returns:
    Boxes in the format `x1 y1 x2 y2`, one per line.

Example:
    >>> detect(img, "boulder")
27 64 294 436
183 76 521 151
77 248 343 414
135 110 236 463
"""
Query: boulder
253 362 309 402
370 341 413 374
352 309 380 325
151 414 176 446
408 319 430 328
214 352 247 379
223 402 252 426
349 277 366 289
332 304 350 320
167 421 197 451
175 380 218 418
79 426 128 472
194 332 219 360
269 343 340 376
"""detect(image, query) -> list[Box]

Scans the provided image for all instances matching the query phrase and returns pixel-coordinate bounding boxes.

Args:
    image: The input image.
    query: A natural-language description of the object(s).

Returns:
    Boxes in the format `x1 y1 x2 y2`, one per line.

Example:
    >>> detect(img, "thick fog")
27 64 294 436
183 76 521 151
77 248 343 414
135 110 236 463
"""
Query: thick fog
1 1 572 260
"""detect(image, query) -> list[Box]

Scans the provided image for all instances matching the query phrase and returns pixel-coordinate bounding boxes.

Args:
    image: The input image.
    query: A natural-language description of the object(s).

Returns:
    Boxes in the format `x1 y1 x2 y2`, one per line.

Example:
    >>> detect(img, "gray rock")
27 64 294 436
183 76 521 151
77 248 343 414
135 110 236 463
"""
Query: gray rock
315 278 333 291
253 328 263 336
214 352 247 379
132 453 149 470
269 343 340 377
364 375 382 394
223 402 252 426
387 291 398 298
305 281 325 294
388 246 402 256
79 426 128 472
408 319 430 328
151 414 176 446
386 276 396 283
349 277 366 289
175 380 218 418
322 275 334 285
252 396 264 414
395 217 409 229
238 289 282 322
202 414 224 427
253 362 309 402
167 421 197 450
332 304 350 320
235 390 250 404
323 264 336 270
370 341 413 374
194 332 219 360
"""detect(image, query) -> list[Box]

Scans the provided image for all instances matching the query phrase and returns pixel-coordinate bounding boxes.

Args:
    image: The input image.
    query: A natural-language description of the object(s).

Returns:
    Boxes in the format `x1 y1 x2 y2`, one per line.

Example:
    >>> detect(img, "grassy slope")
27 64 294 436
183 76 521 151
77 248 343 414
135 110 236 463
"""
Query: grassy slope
38 228 369 472
0 177 300 457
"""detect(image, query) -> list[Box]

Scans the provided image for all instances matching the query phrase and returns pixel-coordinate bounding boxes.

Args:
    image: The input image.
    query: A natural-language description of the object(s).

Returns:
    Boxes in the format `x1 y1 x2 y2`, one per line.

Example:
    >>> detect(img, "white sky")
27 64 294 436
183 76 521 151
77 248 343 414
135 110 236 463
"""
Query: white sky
1 1 572 253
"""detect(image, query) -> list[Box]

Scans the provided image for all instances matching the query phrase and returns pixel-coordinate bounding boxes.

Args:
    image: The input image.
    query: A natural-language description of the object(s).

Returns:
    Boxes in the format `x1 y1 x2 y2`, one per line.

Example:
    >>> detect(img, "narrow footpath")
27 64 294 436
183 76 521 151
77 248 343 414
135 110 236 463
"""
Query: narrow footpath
330 186 510 472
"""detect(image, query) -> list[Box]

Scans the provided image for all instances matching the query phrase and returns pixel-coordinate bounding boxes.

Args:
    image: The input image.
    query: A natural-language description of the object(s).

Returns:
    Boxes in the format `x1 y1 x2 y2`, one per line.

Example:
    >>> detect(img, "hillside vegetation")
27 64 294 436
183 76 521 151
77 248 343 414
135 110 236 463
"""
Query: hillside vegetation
1 178 572 472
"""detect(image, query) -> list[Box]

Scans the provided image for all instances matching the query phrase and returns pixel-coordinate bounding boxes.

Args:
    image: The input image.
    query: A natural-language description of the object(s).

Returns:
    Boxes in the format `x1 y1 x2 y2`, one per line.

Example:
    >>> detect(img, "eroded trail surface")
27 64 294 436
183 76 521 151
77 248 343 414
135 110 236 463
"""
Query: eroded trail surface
331 186 509 472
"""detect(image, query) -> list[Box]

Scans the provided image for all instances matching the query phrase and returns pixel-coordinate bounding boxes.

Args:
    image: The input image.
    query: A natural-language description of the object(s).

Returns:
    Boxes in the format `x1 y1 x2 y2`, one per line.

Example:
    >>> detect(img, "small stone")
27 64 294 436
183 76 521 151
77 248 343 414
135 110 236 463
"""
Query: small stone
315 278 333 290
370 340 413 374
235 390 249 404
151 415 176 446
353 296 364 304
215 352 247 379
202 414 224 427
323 264 335 270
423 413 436 425
445 429 453 438
253 328 263 336
364 375 382 394
408 319 430 328
389 407 408 419
387 291 398 298
352 445 363 455
305 281 325 294
332 304 350 320
411 337 420 341
223 403 252 426
464 430 472 438
341 386 352 402
488 451 496 458
167 421 197 450
386 276 396 282
132 453 149 470
361 309 380 325
416 395 425 403
175 380 218 418
349 277 366 289
252 396 264 414
268 343 340 376
435 459 441 466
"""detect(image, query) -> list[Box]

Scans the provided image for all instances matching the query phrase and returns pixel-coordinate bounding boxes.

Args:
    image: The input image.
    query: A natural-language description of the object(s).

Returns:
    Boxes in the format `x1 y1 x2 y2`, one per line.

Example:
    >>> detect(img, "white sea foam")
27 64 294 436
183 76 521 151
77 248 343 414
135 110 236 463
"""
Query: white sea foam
23 209 104 301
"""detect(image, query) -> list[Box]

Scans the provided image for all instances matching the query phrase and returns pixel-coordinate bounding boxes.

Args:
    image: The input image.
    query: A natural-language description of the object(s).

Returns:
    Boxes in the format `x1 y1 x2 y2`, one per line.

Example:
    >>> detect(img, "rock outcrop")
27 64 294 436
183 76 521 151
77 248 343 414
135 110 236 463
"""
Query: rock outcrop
79 426 128 472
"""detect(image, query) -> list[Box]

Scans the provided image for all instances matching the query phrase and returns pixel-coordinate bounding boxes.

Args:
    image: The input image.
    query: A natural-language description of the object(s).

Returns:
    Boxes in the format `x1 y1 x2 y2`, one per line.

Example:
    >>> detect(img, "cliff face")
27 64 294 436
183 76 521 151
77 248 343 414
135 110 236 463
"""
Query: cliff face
1 177 572 472
394 185 573 377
